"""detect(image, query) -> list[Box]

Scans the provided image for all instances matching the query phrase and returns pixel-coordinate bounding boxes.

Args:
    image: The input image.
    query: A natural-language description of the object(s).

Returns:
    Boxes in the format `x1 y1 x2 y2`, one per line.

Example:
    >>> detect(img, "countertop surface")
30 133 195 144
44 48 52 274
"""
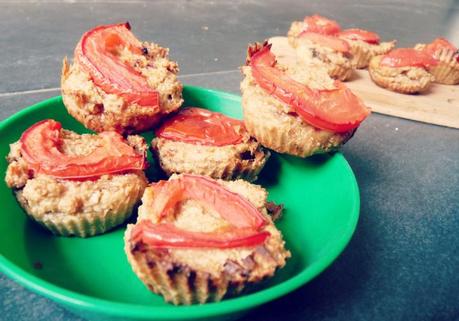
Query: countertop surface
1 1 458 321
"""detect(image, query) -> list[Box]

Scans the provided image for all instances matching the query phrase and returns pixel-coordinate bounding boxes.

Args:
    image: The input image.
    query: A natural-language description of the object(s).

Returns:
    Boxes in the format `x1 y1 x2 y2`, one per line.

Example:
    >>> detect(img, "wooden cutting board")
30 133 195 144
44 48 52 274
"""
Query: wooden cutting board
268 37 459 129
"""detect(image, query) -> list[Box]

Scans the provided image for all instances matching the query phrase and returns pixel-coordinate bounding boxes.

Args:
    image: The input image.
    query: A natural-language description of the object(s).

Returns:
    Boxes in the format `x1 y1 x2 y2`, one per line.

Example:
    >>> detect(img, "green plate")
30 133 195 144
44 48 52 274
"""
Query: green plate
0 86 360 321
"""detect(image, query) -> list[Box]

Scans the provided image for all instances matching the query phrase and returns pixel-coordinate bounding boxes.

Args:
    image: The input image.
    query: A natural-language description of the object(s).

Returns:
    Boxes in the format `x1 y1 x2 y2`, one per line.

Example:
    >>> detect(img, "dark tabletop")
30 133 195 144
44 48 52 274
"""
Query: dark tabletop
1 1 459 321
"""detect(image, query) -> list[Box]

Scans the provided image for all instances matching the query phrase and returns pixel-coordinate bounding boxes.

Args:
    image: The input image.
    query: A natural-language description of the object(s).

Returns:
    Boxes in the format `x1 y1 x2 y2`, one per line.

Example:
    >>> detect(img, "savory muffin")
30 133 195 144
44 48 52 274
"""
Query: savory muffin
241 42 370 158
5 119 148 237
152 107 269 182
338 28 395 69
125 174 290 305
287 14 341 38
287 15 352 80
269 36 337 88
289 32 354 81
369 48 437 94
61 22 183 134
415 38 459 85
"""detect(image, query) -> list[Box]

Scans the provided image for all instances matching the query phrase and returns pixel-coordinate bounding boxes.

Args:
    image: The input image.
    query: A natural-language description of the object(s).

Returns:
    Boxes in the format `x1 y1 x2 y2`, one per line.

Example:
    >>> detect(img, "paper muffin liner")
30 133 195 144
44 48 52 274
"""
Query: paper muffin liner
39 210 133 237
427 48 459 85
346 40 395 69
368 55 433 94
243 108 353 158
124 225 240 305
371 41 396 56
15 178 144 237
152 139 270 182
348 42 372 69
327 62 353 81
124 225 289 305
159 154 269 182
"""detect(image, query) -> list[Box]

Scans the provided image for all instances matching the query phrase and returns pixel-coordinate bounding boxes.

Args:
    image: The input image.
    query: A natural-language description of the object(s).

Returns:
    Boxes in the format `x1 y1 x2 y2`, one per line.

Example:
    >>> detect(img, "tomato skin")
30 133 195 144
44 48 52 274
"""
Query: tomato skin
156 108 245 146
303 15 341 35
339 28 380 45
380 48 438 68
151 174 267 229
20 119 146 179
424 38 457 54
131 222 270 249
422 38 459 62
75 23 159 108
299 31 350 53
248 44 370 133
130 175 269 249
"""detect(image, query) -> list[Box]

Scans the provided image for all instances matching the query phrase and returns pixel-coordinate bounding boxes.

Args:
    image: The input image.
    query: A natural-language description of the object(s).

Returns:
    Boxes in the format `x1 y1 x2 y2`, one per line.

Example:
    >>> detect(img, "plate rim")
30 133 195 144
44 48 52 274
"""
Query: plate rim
0 86 360 319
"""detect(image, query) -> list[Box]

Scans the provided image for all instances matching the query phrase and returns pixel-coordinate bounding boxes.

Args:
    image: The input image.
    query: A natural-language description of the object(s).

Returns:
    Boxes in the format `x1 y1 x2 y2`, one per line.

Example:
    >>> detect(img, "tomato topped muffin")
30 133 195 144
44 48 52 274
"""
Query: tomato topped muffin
61 22 183 134
241 42 370 158
415 38 459 85
5 120 148 237
152 107 269 181
125 174 290 305
369 48 437 94
290 32 353 81
287 14 341 37
288 15 353 81
338 28 395 69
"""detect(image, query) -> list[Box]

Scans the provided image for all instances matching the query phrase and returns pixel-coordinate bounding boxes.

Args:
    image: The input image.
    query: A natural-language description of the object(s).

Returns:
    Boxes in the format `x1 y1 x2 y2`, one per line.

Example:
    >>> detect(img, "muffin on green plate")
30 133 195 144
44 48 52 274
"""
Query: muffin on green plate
125 174 290 304
5 119 147 237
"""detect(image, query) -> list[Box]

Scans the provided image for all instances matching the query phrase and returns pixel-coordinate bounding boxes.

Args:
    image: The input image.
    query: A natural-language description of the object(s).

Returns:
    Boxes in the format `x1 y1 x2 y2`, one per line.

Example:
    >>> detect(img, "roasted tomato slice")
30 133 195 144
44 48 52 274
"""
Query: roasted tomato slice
248 43 370 133
303 14 341 35
20 119 146 179
150 175 267 229
75 22 159 107
339 28 380 45
131 222 269 249
380 48 438 68
156 107 245 146
422 38 459 62
299 31 350 53
130 175 269 249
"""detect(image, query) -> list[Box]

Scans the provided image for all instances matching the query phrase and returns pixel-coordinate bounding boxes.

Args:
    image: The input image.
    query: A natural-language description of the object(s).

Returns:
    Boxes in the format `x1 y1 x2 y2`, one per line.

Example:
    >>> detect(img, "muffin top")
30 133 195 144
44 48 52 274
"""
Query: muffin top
243 42 369 133
61 23 183 134
72 22 182 112
155 107 249 146
5 119 147 189
152 107 269 181
128 174 289 281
